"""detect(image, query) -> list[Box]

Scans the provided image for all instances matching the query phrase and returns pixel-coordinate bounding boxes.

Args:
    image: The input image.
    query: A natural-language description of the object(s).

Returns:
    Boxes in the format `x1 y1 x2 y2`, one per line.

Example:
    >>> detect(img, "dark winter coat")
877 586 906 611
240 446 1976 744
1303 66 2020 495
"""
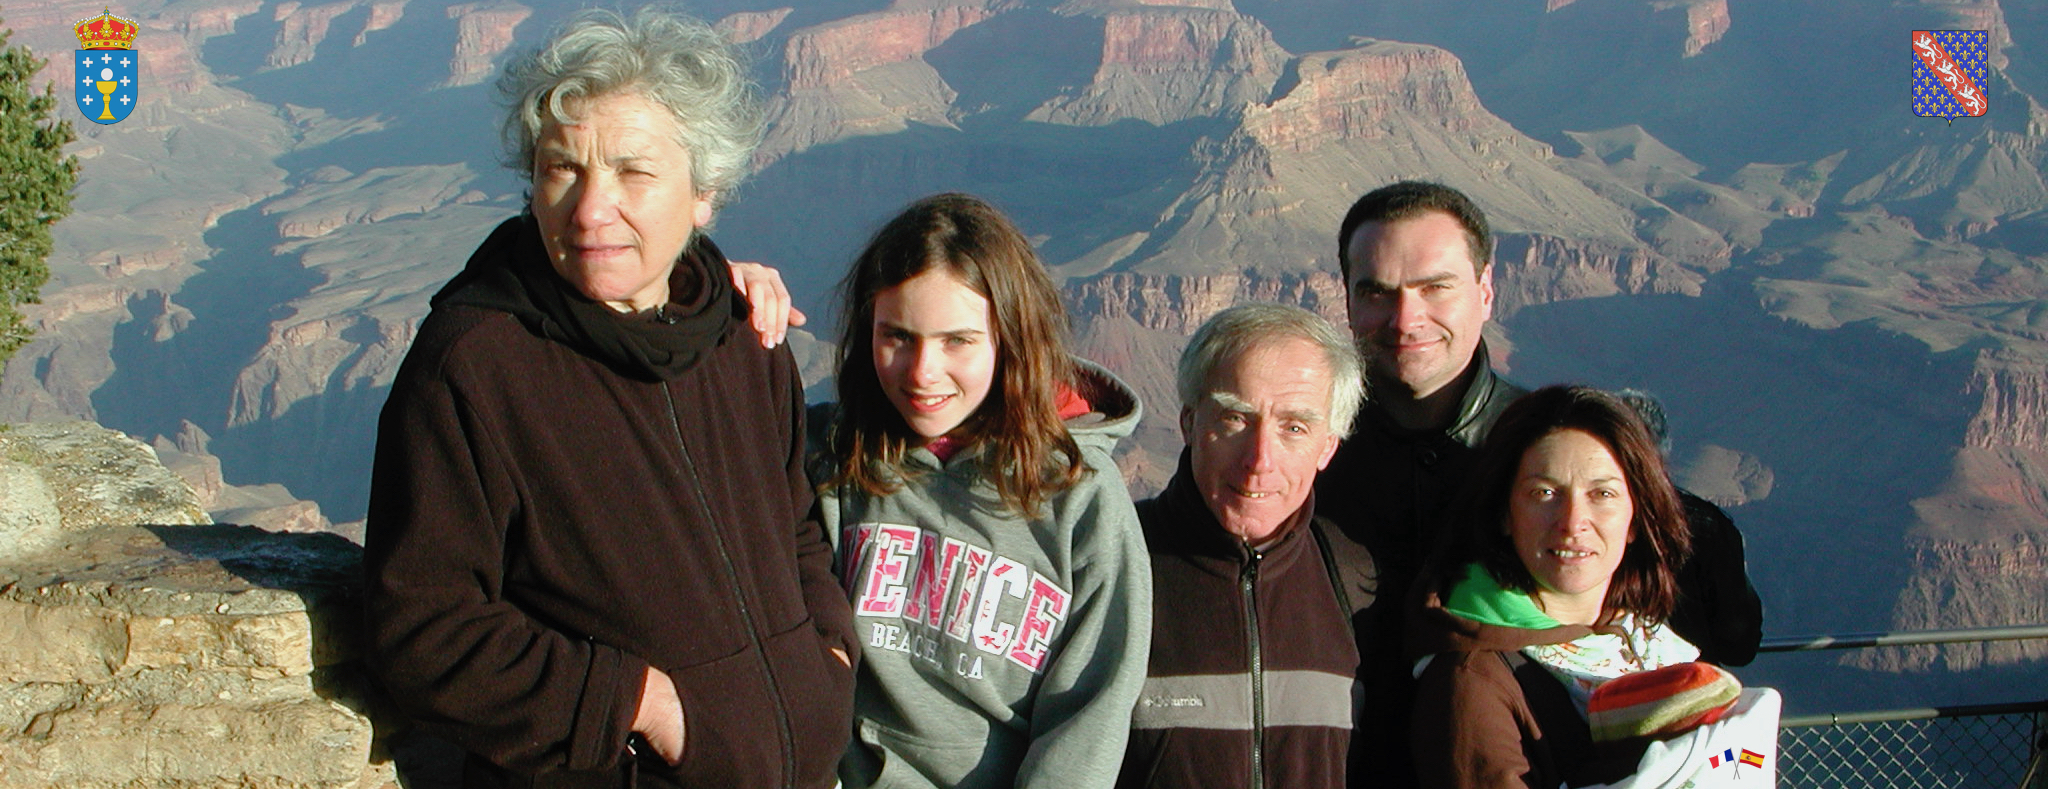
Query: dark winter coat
1314 348 1525 789
363 215 856 789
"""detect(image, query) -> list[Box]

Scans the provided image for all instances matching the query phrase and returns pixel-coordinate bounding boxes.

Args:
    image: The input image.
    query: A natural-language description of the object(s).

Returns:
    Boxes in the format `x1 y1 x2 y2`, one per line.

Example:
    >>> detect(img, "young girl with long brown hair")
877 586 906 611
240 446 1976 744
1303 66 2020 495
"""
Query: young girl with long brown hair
813 193 1150 789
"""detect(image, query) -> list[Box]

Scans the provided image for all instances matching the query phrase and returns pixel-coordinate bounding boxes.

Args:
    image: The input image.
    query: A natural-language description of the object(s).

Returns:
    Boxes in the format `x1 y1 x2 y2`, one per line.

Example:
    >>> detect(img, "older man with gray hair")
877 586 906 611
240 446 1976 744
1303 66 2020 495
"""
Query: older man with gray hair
1117 303 1375 789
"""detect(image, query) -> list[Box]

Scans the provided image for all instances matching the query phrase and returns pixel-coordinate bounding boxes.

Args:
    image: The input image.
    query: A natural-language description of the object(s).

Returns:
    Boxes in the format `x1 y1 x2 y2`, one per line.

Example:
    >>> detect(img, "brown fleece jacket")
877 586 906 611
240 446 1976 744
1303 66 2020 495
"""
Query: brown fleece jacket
364 217 856 788
1406 574 1642 789
1119 454 1363 789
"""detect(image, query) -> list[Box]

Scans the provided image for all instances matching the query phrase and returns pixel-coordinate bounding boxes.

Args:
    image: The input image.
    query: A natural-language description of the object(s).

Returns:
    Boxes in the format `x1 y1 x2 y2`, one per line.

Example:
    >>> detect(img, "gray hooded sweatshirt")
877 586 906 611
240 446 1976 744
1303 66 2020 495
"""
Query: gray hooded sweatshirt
816 360 1152 789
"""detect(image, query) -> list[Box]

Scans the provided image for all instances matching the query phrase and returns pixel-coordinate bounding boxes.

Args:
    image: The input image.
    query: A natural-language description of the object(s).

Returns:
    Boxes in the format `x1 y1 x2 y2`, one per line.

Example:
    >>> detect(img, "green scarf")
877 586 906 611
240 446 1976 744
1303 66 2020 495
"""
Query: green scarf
1445 563 1699 714
1444 562 1561 630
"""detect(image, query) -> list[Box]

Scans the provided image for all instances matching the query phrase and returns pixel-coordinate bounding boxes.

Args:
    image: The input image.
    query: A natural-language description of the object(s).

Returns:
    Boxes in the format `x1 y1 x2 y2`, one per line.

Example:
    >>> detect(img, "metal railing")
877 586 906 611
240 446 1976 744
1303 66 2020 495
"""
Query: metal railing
1759 625 2048 789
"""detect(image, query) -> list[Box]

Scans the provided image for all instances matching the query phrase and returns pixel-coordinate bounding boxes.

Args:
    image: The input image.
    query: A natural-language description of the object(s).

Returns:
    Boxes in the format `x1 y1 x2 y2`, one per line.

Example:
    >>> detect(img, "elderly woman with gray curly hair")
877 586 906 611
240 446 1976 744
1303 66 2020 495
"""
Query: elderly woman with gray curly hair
362 8 854 788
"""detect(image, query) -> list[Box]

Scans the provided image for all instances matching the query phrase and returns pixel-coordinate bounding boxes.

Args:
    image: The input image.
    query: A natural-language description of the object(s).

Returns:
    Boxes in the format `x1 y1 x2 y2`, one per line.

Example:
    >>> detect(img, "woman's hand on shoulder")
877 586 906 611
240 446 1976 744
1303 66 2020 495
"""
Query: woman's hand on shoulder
728 260 806 348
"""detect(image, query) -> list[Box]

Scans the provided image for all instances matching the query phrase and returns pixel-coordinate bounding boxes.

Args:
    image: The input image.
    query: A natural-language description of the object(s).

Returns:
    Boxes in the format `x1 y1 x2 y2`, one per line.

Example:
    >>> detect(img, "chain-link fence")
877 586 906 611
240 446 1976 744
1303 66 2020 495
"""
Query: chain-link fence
1760 628 2048 788
1777 703 2046 788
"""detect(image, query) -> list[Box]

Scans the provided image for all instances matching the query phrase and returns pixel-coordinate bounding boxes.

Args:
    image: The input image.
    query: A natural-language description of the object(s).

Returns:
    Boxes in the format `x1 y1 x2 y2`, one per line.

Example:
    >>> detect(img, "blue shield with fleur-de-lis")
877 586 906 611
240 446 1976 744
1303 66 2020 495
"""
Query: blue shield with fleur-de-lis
1912 30 1988 120
75 47 140 125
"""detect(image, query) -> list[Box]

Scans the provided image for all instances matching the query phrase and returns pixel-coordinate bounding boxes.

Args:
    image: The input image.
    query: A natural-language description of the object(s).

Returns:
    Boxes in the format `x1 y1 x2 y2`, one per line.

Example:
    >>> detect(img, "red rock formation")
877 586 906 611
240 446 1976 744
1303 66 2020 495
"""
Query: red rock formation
138 21 213 96
443 2 531 88
1032 8 1287 126
1101 10 1234 66
1905 0 2010 68
230 313 414 429
1491 234 1704 316
1966 350 2048 453
1864 347 2048 672
782 6 996 90
12 2 235 99
1069 270 1346 337
1660 0 1730 57
1243 42 1496 154
1860 533 2048 671
718 7 792 44
356 0 408 46
268 0 361 70
173 0 267 38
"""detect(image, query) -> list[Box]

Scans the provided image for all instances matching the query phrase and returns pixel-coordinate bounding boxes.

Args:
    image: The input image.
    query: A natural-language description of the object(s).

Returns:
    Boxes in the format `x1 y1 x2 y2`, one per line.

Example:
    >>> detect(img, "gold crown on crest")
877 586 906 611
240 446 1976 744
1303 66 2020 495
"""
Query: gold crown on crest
75 9 140 50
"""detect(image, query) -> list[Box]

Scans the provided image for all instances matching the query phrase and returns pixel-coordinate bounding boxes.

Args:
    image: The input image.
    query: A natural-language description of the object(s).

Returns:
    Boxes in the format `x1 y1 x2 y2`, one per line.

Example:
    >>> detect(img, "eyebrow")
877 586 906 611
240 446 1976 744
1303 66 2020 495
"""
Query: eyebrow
1359 271 1462 291
1205 391 1327 423
1517 473 1625 486
532 143 657 169
876 321 987 340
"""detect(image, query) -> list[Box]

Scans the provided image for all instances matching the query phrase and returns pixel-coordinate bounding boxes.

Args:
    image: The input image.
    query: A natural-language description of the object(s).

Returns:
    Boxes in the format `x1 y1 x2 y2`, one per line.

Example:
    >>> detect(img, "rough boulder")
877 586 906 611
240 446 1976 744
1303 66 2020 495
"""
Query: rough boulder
0 422 397 789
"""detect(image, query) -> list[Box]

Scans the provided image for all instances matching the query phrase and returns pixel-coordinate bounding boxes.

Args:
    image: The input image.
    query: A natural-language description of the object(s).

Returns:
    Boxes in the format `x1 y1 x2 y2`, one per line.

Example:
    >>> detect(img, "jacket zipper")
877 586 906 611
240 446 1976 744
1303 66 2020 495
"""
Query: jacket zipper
1242 548 1265 789
663 384 798 787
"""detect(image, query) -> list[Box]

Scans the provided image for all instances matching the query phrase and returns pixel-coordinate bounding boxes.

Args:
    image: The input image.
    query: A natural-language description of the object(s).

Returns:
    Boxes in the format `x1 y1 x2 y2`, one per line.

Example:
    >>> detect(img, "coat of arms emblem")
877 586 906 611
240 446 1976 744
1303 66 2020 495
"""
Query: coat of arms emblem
74 8 140 125
1912 30 1988 122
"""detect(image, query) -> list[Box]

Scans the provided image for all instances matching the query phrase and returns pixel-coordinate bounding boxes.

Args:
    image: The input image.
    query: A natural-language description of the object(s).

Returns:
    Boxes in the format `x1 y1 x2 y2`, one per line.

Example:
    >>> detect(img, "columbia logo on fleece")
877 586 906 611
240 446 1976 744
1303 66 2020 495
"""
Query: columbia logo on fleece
844 522 1072 674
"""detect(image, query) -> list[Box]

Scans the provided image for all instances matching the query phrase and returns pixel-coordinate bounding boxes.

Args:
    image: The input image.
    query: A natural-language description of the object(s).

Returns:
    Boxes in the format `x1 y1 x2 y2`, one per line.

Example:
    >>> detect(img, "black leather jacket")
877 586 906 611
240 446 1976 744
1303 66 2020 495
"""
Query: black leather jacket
1313 346 1525 789
1317 347 1526 587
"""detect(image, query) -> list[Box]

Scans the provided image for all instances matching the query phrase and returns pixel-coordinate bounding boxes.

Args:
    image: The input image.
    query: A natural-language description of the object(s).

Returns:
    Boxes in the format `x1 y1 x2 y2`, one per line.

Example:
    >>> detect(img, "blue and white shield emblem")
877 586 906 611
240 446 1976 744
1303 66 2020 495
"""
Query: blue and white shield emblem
75 47 139 125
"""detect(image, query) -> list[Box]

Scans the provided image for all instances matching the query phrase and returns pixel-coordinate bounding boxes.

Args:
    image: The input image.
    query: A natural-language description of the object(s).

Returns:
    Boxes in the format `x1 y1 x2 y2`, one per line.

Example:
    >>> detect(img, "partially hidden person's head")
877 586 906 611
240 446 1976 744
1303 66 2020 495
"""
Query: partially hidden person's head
1337 181 1496 401
1447 385 1689 626
1175 303 1364 544
497 8 763 312
1611 387 1674 457
831 193 1082 515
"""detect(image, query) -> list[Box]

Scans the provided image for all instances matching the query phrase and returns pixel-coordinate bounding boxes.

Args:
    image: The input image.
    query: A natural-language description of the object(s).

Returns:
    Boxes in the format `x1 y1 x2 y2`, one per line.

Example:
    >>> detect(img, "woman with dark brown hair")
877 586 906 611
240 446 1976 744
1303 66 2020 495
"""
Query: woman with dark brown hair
1407 385 1697 788
812 193 1151 789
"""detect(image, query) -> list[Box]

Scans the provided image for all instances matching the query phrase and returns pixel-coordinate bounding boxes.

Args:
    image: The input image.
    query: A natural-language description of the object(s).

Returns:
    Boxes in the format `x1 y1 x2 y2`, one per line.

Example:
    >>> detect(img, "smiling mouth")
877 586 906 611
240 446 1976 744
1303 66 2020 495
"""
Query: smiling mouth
907 394 955 412
1230 485 1277 499
1548 548 1595 559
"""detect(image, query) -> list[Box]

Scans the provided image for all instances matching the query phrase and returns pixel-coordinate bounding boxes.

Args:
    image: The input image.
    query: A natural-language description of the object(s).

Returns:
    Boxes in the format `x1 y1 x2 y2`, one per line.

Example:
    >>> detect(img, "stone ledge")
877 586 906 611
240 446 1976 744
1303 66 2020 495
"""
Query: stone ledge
0 421 395 789
0 423 209 558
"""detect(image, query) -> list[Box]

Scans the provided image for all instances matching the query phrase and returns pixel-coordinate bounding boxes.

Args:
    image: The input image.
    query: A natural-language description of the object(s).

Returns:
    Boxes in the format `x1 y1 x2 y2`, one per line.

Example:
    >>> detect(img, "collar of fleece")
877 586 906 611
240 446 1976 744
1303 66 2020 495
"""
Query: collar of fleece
432 214 740 382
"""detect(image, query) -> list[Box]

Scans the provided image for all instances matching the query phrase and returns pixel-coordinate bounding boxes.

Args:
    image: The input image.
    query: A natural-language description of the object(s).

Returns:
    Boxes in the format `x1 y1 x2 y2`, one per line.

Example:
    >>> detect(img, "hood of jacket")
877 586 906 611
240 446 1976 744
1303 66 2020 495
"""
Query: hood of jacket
431 214 744 381
1065 357 1142 453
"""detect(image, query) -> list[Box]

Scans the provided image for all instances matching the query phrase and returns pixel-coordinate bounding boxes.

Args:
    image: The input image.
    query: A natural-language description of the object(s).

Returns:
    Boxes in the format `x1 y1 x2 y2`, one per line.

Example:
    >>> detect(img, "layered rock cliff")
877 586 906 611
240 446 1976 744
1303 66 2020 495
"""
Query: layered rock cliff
1028 7 1288 127
1861 348 2048 672
440 2 529 88
757 4 997 161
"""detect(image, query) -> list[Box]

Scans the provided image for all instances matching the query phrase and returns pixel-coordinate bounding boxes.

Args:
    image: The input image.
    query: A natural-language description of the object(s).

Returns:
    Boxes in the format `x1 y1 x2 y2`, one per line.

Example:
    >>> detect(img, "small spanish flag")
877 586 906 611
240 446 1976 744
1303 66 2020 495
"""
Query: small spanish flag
1740 749 1766 768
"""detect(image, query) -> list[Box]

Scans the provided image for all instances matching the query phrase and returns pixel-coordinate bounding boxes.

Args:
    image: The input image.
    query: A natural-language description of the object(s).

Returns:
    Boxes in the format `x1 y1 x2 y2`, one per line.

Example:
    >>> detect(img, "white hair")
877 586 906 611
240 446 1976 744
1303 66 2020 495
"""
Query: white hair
498 7 763 205
1177 303 1366 437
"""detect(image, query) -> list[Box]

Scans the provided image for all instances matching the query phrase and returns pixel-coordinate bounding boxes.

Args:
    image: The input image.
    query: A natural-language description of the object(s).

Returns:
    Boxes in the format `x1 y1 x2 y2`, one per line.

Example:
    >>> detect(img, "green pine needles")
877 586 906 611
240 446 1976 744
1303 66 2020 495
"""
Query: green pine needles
0 21 79 371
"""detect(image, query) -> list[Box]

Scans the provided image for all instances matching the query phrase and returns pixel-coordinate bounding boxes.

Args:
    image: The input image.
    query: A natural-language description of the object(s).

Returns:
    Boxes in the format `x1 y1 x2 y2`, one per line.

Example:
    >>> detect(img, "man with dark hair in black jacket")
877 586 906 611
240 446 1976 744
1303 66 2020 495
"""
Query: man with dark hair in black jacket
1317 181 1526 789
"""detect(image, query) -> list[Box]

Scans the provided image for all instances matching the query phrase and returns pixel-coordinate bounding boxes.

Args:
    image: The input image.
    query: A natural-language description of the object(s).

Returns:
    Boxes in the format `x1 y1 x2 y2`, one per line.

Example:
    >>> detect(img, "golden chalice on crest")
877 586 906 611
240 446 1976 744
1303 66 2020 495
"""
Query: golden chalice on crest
95 78 118 121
